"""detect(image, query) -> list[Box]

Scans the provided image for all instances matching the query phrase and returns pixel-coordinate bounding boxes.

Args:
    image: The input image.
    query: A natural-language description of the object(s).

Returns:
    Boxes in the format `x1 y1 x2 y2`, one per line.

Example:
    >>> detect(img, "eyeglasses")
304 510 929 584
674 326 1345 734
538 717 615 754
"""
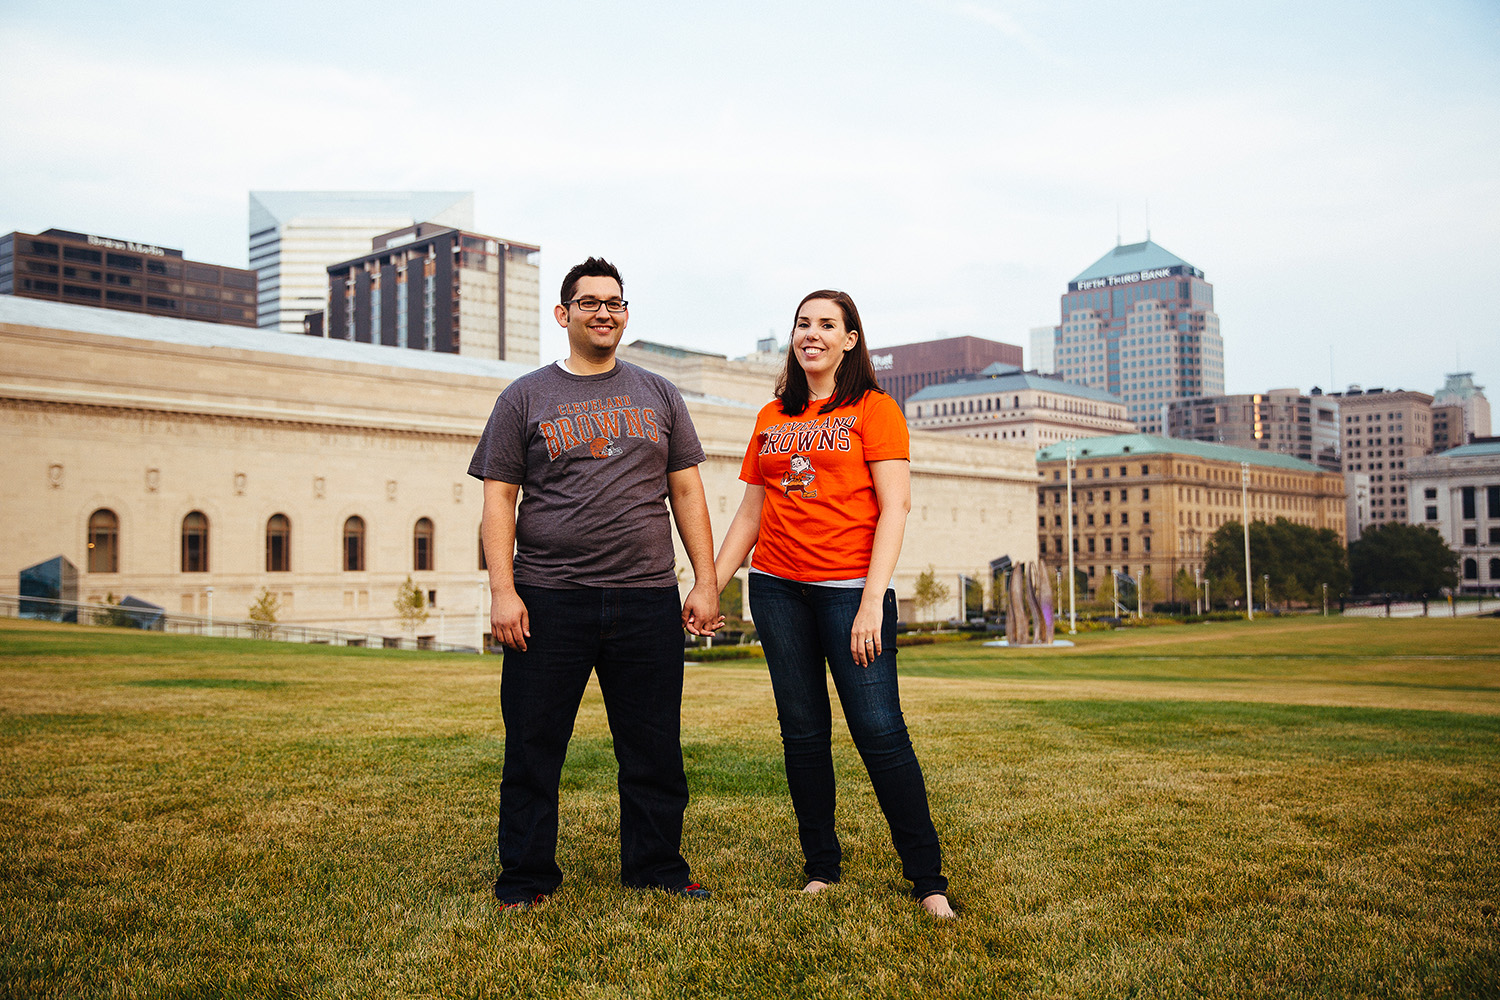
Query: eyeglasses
564 297 628 313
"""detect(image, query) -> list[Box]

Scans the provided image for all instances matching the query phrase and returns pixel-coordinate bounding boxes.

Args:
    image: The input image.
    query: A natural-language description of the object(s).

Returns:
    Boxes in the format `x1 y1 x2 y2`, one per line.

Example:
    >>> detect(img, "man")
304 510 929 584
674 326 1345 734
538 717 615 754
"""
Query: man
469 257 721 910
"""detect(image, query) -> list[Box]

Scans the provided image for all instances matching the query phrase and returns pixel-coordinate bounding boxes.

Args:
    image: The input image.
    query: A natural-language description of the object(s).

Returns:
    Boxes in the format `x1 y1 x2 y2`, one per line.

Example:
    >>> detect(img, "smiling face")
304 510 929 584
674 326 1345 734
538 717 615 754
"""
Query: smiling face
792 298 858 387
555 274 627 362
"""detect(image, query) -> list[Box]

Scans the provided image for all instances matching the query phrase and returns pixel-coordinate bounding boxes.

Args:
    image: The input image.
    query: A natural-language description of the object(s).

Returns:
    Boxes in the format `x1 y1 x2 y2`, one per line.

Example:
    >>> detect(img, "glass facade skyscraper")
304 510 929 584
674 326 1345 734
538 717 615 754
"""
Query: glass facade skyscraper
1054 240 1224 434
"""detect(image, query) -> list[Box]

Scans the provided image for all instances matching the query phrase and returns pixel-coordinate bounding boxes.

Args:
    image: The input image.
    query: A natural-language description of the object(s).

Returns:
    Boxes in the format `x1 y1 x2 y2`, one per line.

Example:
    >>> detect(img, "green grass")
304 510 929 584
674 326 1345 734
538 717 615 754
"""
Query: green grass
1 616 1497 998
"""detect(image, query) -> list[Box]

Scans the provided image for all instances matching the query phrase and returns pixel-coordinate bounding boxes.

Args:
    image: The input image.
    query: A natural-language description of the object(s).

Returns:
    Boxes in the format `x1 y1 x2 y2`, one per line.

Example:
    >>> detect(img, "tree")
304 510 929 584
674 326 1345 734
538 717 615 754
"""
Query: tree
1348 522 1458 597
721 576 744 620
1092 572 1117 611
248 588 280 638
1204 518 1350 609
1173 568 1200 609
912 566 952 622
394 576 430 634
1138 569 1163 611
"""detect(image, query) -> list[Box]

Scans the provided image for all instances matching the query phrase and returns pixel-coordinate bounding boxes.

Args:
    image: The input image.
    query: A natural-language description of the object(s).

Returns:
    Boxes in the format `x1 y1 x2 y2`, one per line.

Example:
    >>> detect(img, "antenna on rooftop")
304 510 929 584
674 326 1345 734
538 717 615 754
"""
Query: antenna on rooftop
1115 205 1121 247
1145 199 1150 242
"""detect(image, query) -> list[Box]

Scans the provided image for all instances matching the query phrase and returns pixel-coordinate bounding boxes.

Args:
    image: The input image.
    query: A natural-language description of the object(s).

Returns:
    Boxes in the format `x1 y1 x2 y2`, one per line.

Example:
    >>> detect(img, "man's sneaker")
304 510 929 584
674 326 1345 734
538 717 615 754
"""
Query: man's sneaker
669 882 711 900
497 893 547 912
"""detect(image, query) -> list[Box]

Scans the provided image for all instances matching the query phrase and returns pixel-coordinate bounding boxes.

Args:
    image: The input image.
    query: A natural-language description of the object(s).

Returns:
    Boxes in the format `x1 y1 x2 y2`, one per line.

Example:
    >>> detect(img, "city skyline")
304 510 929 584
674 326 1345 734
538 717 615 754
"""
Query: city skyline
1 0 1495 398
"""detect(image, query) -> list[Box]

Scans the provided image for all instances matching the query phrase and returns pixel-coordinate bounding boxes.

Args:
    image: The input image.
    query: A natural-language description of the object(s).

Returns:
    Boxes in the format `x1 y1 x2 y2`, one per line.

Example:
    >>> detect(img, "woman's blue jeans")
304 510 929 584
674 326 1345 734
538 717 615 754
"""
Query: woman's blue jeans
749 574 947 900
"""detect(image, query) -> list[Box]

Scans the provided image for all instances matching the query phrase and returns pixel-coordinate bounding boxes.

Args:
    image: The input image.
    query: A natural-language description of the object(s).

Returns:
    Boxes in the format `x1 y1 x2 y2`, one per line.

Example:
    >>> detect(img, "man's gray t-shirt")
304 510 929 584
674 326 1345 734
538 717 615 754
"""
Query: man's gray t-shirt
468 361 705 589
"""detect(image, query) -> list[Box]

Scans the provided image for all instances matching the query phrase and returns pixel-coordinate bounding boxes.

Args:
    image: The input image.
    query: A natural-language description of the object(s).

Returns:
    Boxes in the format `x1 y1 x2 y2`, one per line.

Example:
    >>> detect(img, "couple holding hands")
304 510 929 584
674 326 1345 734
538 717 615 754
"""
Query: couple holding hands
468 258 953 920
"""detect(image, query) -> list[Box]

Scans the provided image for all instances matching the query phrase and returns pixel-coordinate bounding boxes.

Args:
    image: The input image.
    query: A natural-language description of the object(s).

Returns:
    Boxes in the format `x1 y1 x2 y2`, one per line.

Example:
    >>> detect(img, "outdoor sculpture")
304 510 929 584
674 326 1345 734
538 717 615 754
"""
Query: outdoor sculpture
1004 560 1056 646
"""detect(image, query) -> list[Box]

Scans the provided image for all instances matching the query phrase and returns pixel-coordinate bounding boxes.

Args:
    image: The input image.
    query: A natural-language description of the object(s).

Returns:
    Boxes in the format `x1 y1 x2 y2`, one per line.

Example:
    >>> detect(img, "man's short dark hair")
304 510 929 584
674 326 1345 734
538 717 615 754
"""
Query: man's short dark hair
560 257 623 304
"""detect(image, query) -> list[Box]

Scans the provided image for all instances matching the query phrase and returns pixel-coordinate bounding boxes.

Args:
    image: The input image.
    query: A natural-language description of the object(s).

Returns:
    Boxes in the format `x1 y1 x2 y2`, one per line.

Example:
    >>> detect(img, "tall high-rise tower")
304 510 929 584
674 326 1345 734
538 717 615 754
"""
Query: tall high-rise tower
248 191 473 334
1054 240 1223 433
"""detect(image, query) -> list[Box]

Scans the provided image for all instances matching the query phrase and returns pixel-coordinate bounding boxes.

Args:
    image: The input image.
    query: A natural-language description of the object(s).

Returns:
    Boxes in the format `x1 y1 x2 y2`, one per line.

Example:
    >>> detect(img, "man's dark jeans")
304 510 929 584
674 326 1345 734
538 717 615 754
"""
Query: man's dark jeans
495 584 693 901
749 574 947 900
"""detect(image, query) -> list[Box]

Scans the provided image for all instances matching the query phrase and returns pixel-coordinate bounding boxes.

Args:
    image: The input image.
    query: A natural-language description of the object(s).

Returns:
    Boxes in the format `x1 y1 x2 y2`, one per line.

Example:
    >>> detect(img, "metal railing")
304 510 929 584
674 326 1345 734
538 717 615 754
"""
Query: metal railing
0 595 481 653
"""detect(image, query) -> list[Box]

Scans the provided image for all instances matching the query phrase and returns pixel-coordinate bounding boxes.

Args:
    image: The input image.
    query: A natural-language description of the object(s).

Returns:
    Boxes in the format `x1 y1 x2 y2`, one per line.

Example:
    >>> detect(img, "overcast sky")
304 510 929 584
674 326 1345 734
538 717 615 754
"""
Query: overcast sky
3 0 1496 398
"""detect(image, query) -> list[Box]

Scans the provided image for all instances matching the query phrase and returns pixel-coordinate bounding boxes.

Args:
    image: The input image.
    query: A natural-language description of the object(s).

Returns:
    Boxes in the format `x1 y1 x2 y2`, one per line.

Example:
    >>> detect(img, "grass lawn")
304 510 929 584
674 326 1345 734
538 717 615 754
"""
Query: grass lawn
1 616 1497 998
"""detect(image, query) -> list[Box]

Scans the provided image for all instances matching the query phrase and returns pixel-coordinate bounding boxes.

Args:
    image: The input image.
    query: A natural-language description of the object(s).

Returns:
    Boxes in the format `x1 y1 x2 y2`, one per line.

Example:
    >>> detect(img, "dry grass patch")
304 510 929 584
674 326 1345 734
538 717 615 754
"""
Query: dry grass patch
1 617 1497 998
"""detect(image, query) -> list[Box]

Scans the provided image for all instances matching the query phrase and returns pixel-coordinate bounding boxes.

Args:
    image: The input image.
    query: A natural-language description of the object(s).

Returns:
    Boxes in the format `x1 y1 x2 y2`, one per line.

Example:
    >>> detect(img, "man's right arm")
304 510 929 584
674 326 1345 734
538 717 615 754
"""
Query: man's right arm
481 479 529 651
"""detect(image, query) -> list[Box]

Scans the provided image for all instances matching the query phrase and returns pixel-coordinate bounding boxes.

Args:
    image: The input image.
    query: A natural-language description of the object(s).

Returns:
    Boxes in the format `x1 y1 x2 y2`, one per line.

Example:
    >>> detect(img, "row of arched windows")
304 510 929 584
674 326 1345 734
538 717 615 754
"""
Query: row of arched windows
85 509 445 574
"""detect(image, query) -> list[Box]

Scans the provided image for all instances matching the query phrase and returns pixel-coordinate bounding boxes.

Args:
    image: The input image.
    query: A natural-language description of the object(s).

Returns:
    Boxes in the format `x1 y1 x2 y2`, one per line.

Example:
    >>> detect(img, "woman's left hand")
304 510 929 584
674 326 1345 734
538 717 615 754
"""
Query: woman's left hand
851 601 883 668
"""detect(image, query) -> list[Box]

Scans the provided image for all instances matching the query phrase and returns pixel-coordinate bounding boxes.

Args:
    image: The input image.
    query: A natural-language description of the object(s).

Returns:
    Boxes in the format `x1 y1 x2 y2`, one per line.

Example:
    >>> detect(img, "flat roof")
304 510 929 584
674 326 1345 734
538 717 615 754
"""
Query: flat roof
907 368 1123 406
1036 432 1323 472
0 296 540 382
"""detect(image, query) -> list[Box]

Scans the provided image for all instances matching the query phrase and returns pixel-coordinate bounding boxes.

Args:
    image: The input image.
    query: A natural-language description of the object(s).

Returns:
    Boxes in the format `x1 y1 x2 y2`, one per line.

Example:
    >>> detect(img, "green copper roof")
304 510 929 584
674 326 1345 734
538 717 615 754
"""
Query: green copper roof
1438 439 1500 459
1036 433 1322 472
1071 240 1195 283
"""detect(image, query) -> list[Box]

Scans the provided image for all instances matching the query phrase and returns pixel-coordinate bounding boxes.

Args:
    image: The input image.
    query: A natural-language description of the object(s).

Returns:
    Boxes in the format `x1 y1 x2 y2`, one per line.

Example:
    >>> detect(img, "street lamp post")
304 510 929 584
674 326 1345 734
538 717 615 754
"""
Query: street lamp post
1241 461 1253 621
1322 581 1328 617
1066 443 1077 635
1263 573 1269 614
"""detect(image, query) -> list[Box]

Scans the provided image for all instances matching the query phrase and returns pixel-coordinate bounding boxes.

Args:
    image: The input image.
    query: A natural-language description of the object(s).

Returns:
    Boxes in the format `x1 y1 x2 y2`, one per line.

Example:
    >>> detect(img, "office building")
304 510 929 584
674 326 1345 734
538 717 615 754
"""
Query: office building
317 224 540 364
871 335 1023 409
1034 434 1345 600
1167 389 1340 471
1 229 256 327
249 191 473 335
1029 324 1058 374
1328 386 1433 537
1404 438 1500 594
906 364 1134 446
1055 240 1224 434
1431 372 1491 453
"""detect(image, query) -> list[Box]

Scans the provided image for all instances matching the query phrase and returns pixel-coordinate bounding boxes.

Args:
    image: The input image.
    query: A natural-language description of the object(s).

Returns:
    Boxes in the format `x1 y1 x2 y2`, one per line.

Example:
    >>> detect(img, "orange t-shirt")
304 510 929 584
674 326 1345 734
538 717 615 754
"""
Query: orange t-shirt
739 390 909 581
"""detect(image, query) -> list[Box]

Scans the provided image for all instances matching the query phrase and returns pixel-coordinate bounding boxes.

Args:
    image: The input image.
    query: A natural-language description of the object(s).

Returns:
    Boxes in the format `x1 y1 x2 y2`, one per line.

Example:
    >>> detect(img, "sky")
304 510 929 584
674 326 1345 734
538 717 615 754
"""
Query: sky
3 0 1497 399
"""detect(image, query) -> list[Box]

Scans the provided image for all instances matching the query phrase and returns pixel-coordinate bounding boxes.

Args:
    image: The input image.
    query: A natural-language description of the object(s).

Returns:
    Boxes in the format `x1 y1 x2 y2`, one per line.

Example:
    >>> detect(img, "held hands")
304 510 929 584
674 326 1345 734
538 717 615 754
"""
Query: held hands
682 580 725 636
851 600 883 668
491 588 530 652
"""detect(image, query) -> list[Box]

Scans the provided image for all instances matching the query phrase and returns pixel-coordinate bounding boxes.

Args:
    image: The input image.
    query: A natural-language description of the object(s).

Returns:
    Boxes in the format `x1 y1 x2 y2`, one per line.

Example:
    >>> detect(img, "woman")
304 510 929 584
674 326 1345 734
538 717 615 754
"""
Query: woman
714 290 954 919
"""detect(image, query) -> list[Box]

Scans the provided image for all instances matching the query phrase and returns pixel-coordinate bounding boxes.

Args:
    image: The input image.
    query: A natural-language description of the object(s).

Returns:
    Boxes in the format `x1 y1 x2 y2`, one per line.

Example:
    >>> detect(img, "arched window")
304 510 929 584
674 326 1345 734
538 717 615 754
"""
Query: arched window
478 525 487 570
1490 557 1500 580
414 517 434 571
1463 558 1478 580
181 511 209 572
343 516 365 571
266 514 291 572
88 508 119 573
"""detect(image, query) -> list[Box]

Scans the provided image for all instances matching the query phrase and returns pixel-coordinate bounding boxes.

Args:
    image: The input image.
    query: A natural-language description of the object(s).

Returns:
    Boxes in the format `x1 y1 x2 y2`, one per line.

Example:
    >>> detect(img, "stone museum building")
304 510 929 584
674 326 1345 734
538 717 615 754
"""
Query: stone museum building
2 298 1039 643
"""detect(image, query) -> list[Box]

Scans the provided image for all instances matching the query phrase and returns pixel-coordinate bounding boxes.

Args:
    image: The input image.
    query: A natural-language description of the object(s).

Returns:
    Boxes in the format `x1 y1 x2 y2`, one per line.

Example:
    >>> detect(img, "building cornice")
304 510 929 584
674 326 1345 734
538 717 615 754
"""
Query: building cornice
0 384 481 440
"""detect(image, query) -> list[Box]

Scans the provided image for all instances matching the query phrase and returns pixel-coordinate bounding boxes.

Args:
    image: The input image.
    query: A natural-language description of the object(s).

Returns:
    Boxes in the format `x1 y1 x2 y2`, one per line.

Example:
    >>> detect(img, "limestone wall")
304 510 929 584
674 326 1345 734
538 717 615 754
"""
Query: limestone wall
1 307 1038 642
